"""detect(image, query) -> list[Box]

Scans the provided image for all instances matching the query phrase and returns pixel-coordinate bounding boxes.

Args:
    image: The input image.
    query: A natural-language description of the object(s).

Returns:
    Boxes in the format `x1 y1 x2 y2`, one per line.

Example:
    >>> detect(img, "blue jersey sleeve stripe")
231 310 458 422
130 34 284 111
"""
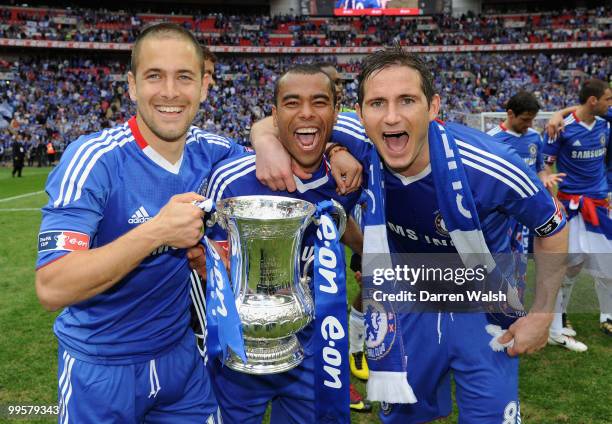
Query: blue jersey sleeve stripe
55 126 131 207
563 115 575 125
486 127 502 136
333 125 368 142
213 164 257 203
73 136 133 203
458 148 536 196
456 139 539 193
205 155 255 200
336 117 366 134
337 114 363 128
460 158 529 198
53 126 117 207
204 134 232 145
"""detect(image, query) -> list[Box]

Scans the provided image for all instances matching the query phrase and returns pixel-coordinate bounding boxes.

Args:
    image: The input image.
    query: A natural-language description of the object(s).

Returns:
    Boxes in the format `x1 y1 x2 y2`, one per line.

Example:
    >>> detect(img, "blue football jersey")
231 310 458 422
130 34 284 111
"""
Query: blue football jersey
332 113 565 257
204 152 360 354
542 112 609 198
487 124 544 173
37 117 244 364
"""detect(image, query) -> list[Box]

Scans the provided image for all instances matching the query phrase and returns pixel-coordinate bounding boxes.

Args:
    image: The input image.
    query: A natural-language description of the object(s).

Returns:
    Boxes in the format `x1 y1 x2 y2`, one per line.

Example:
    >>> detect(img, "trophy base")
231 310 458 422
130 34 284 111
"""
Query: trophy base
225 335 304 375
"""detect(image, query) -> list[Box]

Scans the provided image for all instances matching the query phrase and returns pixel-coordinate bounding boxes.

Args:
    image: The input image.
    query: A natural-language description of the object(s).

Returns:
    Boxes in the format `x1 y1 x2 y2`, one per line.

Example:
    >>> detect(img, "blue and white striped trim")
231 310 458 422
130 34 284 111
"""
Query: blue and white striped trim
563 114 576 126
457 139 538 198
486 126 502 136
205 155 256 202
334 115 370 143
188 127 232 148
190 270 208 363
53 125 133 208
58 350 75 424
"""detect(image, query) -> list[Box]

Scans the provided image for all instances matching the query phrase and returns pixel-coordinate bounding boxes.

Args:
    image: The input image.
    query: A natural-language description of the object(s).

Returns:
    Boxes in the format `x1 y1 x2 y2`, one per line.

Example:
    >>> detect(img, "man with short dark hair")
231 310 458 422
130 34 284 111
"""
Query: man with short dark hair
253 47 569 423
35 23 243 423
201 64 361 424
542 78 612 345
487 91 566 327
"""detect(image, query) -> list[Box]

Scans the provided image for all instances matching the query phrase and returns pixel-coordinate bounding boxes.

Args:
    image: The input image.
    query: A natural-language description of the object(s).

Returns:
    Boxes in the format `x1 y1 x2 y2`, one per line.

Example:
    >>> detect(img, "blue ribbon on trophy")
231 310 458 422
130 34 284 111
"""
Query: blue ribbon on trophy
195 197 246 365
312 200 350 424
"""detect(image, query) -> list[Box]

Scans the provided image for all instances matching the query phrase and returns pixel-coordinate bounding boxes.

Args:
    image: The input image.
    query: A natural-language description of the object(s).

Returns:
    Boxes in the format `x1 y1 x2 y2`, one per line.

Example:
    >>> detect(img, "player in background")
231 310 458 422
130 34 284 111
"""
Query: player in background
201 64 363 423
252 47 568 423
203 46 217 91
542 79 612 342
35 23 246 423
487 91 565 301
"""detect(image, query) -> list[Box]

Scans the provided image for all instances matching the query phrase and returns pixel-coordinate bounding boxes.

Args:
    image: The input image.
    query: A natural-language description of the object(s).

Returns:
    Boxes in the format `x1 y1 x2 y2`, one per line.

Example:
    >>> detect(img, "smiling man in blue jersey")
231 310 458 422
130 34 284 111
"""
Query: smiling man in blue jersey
253 47 569 424
199 64 362 424
542 79 612 345
35 24 245 423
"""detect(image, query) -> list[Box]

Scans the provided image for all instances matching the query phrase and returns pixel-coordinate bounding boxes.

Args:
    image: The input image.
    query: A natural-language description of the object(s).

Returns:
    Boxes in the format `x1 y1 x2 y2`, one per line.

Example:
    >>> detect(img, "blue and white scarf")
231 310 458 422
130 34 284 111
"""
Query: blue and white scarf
363 121 524 403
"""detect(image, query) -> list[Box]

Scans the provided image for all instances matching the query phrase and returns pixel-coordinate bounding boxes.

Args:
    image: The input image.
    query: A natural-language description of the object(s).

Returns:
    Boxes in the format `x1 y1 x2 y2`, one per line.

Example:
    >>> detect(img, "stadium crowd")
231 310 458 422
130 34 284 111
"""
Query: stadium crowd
0 5 610 47
0 51 610 160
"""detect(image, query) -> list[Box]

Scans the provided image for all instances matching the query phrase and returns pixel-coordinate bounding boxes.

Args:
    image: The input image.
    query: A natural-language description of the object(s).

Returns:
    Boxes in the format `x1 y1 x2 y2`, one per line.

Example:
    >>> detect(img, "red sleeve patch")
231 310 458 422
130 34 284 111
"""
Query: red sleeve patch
38 231 90 253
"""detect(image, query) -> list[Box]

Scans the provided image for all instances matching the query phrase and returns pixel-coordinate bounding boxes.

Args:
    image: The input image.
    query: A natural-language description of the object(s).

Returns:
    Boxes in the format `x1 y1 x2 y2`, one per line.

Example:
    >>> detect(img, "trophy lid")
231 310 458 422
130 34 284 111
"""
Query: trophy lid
215 195 315 221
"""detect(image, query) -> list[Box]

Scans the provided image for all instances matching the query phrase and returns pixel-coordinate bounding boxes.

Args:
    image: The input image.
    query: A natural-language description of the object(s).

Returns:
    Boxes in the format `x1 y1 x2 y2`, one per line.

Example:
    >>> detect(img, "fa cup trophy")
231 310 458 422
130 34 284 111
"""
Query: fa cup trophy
210 195 346 375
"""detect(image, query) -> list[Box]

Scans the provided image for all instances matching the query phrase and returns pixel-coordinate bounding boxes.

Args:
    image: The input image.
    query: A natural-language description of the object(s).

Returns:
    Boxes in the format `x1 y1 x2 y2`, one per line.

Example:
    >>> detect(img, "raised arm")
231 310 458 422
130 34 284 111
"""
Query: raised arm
545 105 578 139
250 116 363 194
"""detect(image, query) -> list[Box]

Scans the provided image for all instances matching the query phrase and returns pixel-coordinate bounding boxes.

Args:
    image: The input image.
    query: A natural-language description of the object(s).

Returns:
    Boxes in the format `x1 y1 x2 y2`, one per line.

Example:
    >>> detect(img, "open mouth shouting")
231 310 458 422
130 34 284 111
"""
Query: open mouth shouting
383 131 410 154
294 127 319 151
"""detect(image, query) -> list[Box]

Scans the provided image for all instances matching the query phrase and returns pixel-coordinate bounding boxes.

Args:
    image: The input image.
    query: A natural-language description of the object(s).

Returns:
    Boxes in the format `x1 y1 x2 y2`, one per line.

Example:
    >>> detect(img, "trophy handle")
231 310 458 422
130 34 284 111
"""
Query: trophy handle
300 255 314 296
310 199 347 236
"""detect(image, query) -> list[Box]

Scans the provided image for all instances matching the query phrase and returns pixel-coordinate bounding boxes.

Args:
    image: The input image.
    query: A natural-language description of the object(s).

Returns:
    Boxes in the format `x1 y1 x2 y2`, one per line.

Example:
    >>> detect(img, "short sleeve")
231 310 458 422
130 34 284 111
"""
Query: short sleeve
37 138 110 268
499 171 566 238
542 130 565 164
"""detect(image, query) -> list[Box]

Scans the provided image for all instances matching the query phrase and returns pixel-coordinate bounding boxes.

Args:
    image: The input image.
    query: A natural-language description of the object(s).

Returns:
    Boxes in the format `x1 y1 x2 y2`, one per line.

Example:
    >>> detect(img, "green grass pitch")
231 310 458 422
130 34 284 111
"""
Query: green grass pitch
0 166 610 423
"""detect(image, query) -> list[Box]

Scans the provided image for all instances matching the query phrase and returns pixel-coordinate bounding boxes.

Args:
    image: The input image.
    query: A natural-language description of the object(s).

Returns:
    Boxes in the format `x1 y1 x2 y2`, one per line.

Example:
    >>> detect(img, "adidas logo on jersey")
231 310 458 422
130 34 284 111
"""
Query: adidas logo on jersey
572 140 582 146
128 206 152 224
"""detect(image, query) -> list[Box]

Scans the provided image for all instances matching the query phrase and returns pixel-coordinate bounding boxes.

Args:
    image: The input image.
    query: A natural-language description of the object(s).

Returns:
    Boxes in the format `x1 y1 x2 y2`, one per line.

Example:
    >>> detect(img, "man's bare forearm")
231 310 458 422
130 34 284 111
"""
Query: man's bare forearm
250 116 278 150
532 224 569 313
340 217 363 255
35 221 165 311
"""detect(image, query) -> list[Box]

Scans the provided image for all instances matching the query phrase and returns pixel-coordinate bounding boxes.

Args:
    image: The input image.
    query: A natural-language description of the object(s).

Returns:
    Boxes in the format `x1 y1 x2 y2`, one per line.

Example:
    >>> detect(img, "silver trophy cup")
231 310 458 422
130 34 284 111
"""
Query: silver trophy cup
211 195 346 374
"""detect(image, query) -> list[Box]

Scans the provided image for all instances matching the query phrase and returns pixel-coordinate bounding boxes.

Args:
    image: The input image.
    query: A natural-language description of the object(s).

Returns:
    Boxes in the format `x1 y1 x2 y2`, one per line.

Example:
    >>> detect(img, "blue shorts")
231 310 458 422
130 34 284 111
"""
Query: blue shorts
379 313 520 424
57 330 220 424
210 354 315 424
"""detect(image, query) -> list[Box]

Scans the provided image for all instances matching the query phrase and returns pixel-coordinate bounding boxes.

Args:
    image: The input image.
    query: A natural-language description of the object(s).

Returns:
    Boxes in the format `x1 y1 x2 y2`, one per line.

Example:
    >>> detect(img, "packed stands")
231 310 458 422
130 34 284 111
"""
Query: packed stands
1 5 610 47
1 51 609 155
0 4 610 157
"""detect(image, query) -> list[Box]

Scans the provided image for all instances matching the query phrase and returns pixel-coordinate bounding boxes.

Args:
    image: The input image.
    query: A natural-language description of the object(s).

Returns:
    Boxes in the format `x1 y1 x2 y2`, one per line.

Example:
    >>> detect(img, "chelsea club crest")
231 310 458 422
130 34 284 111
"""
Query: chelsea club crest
434 211 450 237
600 133 606 146
529 143 537 158
364 299 396 360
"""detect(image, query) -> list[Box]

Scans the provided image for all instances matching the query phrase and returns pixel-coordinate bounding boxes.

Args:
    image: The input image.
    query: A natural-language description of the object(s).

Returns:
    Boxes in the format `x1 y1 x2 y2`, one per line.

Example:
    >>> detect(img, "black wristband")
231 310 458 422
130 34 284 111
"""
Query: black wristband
350 253 362 273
